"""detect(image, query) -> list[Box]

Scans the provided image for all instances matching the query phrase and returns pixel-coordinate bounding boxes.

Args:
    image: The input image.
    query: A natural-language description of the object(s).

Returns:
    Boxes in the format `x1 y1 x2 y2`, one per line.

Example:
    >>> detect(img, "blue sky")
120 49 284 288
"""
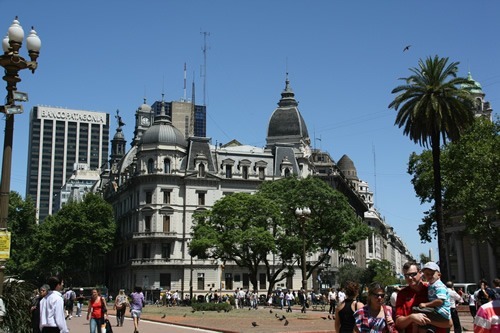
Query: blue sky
0 1 499 259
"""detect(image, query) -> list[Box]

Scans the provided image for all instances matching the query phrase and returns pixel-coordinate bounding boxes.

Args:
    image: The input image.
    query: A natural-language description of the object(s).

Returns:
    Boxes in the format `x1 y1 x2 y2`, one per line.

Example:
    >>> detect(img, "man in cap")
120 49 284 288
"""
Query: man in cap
75 288 86 317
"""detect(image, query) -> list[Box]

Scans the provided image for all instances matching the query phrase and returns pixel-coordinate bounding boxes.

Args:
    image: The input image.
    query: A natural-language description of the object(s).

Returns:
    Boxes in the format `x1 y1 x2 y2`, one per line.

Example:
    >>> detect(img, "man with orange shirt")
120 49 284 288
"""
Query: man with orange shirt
395 261 450 333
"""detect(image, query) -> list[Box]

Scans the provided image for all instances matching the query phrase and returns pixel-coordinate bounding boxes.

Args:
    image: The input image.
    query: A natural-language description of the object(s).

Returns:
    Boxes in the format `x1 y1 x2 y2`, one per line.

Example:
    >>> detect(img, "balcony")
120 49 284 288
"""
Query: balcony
132 231 178 239
131 258 185 266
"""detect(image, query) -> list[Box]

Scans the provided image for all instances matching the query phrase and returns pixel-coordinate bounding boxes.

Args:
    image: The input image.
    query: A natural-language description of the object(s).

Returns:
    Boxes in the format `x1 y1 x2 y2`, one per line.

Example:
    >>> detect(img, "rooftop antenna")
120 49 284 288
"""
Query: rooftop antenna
183 62 187 102
200 31 210 106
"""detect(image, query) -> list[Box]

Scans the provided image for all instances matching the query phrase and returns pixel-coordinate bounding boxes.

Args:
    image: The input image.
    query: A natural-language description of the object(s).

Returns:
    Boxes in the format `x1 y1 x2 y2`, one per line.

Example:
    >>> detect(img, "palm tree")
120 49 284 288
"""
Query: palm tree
388 55 475 280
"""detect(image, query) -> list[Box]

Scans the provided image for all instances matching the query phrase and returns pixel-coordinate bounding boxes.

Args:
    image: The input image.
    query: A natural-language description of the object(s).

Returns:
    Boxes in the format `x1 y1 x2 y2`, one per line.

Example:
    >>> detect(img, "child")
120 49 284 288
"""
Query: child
412 262 451 333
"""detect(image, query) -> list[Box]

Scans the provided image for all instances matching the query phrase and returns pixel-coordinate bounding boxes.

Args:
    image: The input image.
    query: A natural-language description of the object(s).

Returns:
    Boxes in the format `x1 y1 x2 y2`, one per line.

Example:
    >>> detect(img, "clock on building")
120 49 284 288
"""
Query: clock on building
141 116 150 126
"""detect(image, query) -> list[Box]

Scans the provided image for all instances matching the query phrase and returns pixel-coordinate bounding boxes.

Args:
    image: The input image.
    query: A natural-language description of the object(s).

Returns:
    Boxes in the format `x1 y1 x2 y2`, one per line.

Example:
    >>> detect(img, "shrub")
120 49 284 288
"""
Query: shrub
2 279 36 333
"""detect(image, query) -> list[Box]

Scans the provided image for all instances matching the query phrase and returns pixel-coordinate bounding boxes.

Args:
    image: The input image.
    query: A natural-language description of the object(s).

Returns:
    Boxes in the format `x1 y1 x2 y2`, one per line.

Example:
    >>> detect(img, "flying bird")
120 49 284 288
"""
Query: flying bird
403 45 411 52
252 321 259 327
284 319 289 326
161 314 166 318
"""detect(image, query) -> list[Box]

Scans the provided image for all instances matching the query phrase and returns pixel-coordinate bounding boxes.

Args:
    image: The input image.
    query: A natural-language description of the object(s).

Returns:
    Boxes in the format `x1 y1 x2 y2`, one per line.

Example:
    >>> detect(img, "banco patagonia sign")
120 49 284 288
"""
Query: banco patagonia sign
39 107 106 124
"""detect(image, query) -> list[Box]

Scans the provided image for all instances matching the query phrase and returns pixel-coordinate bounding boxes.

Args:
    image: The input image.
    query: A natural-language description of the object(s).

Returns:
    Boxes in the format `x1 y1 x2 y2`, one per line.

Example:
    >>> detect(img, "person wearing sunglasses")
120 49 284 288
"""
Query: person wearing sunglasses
395 261 450 333
354 282 396 333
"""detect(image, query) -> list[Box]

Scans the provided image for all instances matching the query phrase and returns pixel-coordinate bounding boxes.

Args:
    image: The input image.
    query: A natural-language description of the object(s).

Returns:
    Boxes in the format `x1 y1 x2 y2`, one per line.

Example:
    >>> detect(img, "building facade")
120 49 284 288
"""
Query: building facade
26 106 109 222
97 78 413 298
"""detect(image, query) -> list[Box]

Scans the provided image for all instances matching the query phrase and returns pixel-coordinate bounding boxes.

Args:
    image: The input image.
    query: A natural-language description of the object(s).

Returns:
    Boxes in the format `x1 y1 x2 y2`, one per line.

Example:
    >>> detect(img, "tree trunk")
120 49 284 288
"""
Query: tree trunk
431 135 449 281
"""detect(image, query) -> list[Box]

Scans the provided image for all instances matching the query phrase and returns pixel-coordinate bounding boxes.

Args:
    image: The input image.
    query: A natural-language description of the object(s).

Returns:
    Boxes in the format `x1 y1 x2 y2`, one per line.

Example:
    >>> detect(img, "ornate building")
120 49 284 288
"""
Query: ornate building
96 77 413 297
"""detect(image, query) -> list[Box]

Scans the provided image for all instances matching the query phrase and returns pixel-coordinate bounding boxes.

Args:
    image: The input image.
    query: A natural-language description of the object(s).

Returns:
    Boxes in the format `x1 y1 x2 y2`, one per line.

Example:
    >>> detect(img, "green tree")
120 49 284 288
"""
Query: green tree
259 176 371 290
361 259 398 286
419 253 431 264
33 193 115 286
337 263 364 287
190 192 283 291
389 55 475 280
5 192 38 282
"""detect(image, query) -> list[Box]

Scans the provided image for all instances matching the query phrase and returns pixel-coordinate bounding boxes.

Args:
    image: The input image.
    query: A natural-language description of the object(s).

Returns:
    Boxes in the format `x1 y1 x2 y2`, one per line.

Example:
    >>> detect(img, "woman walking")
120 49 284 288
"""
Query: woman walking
86 289 107 333
130 286 145 333
335 281 364 333
114 289 128 327
354 282 396 333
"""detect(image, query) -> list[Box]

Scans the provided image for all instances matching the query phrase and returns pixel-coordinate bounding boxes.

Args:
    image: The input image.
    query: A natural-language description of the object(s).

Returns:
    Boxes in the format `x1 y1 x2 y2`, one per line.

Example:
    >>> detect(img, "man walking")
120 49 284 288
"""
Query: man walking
447 281 463 333
39 276 69 333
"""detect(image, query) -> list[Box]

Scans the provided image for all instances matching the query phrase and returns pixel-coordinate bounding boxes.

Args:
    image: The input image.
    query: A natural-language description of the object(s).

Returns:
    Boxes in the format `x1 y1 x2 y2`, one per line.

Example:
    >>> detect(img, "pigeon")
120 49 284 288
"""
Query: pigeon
269 309 273 314
275 313 279 318
284 319 289 326
279 315 286 321
249 307 252 311
403 45 411 52
321 316 328 320
191 309 196 313
161 314 166 318
183 313 187 317
252 322 258 327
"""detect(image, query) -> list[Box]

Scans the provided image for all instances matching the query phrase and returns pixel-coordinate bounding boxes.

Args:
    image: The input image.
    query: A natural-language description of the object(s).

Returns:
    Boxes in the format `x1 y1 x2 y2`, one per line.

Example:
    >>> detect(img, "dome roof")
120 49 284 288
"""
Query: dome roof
138 98 152 112
267 77 309 142
337 154 358 180
462 72 483 95
113 129 125 140
141 121 186 146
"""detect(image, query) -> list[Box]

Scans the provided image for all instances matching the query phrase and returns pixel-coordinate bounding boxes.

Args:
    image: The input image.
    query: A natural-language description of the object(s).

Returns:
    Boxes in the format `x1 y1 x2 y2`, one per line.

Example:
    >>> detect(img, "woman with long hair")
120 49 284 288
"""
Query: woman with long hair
86 289 107 333
354 282 396 333
114 289 128 327
335 281 364 333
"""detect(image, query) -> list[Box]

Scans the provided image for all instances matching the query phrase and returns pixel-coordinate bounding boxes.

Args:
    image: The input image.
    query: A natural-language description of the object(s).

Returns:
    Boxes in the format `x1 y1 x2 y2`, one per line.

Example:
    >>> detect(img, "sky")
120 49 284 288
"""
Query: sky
0 1 499 260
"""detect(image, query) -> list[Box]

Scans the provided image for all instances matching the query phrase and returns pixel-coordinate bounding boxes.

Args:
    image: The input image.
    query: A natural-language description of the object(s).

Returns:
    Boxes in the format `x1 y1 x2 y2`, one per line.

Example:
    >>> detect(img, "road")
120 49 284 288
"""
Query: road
66 314 217 333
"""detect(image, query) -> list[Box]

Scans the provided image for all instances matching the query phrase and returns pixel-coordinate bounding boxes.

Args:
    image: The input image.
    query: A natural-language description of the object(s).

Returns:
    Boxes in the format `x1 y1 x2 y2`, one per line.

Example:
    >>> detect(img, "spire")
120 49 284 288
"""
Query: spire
154 92 171 124
278 73 298 107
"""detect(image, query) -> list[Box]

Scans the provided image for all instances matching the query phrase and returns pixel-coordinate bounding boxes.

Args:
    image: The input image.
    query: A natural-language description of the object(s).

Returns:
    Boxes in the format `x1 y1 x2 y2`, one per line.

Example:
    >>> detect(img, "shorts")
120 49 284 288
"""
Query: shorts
131 309 142 318
412 306 449 322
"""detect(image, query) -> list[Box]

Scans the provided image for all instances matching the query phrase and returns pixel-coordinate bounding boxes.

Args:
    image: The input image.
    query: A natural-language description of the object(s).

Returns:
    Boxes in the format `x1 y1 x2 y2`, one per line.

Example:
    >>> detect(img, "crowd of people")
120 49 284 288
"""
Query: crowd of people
24 265 500 333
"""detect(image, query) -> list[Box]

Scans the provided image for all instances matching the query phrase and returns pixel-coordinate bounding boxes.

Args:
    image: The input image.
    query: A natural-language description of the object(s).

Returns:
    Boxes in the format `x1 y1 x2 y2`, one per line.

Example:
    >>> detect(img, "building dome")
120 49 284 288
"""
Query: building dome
461 72 483 95
113 129 125 140
266 76 309 147
141 121 186 147
138 98 152 112
337 154 358 181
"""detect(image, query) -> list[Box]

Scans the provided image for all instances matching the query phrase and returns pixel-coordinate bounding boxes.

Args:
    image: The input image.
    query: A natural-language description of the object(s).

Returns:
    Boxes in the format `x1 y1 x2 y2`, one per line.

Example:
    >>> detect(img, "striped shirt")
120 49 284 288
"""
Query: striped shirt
474 299 500 333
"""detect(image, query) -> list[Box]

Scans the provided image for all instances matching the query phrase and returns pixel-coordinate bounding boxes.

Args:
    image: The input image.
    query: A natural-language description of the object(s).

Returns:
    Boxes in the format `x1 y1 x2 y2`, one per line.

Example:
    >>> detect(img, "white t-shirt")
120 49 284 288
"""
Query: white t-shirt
337 291 346 303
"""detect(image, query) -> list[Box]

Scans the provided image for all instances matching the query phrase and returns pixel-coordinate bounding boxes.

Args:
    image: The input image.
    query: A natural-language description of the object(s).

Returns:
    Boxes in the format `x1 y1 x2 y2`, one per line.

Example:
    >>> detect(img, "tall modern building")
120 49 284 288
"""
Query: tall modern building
151 99 206 138
26 106 110 222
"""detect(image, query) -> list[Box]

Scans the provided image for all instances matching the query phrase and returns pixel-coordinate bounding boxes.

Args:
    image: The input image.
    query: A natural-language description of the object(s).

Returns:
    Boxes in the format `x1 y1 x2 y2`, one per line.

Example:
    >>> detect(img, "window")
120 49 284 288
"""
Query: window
163 215 170 232
198 193 205 206
164 158 171 173
225 273 233 290
197 273 205 290
160 273 171 289
162 190 171 204
258 167 265 180
161 244 170 259
142 243 151 258
225 165 232 178
259 273 266 290
147 158 154 174
145 216 151 232
198 163 205 177
284 168 291 177
146 191 152 204
242 166 249 179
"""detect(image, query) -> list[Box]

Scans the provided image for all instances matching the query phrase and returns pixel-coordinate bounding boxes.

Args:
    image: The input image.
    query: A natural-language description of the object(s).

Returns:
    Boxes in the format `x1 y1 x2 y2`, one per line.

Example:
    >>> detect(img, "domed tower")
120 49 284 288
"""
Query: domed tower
337 154 359 190
132 98 153 146
461 72 493 120
110 110 127 170
266 75 310 150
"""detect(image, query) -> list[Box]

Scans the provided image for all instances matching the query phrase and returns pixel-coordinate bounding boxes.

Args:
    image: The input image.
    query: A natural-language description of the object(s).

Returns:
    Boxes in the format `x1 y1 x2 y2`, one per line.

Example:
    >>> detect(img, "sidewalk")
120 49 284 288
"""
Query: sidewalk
107 304 476 333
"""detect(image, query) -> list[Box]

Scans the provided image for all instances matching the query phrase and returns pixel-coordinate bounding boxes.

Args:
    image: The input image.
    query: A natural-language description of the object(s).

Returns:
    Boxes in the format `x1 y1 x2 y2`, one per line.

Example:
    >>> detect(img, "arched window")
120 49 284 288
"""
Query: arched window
198 163 206 177
284 168 291 177
147 158 154 174
164 158 171 174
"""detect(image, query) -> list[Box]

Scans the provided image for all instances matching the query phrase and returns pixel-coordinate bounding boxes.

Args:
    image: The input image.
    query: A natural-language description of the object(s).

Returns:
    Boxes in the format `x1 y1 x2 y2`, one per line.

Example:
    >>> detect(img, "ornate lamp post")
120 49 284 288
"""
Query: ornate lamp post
295 207 311 292
0 16 41 296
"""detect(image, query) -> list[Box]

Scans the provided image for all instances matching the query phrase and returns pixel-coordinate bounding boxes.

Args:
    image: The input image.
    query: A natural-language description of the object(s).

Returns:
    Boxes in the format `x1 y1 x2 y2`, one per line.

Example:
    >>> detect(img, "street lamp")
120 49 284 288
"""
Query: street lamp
0 16 41 296
295 207 311 292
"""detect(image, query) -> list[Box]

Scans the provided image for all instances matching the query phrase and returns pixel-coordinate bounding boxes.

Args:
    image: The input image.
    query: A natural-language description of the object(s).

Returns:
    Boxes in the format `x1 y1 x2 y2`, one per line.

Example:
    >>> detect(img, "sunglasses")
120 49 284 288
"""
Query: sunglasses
372 293 385 298
404 272 419 278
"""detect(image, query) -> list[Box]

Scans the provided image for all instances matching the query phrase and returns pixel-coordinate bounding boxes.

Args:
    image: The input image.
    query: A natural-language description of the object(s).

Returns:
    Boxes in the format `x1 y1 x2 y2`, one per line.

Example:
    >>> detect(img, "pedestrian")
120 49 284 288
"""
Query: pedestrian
447 281 463 333
285 290 294 313
328 287 337 315
114 289 128 327
335 281 364 333
298 289 307 313
354 282 396 333
63 287 76 319
411 262 451 333
474 297 500 333
475 279 494 310
39 276 69 333
86 288 108 333
130 286 145 333
31 284 49 333
394 261 450 333
469 291 477 318
75 288 85 317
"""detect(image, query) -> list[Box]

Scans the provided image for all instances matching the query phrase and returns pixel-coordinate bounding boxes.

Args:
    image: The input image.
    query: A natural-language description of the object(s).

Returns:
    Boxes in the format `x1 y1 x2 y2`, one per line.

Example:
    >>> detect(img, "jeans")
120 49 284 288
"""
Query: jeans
76 303 83 316
451 308 462 333
90 317 102 333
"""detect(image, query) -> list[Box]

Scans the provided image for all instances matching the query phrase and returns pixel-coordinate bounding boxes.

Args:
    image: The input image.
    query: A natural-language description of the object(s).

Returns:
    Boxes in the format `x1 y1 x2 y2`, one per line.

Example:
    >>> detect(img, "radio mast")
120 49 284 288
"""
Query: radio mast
200 31 210 106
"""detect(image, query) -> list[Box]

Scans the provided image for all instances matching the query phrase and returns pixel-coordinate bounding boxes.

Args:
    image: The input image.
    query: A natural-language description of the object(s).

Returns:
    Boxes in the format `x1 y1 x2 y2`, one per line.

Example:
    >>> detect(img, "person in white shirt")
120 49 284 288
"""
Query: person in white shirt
39 276 69 333
328 288 337 314
447 281 463 333
337 288 346 304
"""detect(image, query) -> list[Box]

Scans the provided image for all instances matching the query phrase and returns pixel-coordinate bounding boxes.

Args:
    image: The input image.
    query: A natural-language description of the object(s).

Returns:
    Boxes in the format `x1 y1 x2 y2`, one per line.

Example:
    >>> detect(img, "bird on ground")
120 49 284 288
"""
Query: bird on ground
275 313 279 318
284 319 289 326
249 307 252 311
161 314 166 318
279 315 286 321
252 322 258 327
321 316 328 320
403 45 411 52
269 309 273 314
183 313 187 317
191 309 196 313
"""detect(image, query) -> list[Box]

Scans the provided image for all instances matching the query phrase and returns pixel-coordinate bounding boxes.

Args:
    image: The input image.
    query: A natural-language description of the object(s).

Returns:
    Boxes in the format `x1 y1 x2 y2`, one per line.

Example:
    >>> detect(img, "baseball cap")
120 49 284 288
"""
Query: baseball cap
422 262 440 272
